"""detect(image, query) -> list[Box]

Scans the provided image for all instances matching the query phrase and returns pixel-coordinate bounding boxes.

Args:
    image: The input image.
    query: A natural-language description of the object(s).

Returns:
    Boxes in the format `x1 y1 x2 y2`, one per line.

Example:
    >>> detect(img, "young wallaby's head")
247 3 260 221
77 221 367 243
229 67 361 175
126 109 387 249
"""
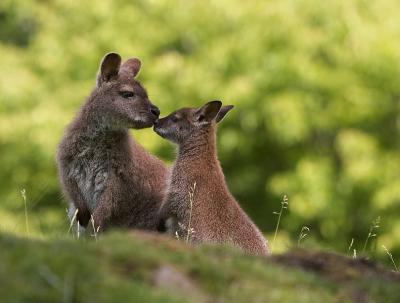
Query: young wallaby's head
154 101 234 144
91 52 160 129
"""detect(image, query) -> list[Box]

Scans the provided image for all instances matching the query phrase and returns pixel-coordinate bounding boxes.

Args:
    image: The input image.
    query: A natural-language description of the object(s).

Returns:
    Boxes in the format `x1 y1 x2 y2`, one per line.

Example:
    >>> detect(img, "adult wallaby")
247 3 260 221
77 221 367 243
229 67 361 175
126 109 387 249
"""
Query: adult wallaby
154 101 270 255
57 52 168 233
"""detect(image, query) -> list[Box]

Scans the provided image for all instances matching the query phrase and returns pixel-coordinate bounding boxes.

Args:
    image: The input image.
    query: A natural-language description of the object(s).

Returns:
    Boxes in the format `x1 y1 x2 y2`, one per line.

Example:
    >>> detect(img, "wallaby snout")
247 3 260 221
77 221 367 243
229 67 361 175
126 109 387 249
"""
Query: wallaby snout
149 104 160 119
153 115 172 139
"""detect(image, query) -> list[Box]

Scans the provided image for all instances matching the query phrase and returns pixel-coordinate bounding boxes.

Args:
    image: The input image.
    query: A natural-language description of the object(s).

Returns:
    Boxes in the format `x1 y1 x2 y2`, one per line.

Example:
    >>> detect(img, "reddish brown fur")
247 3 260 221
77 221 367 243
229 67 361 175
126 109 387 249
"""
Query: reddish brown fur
57 53 168 232
154 101 270 255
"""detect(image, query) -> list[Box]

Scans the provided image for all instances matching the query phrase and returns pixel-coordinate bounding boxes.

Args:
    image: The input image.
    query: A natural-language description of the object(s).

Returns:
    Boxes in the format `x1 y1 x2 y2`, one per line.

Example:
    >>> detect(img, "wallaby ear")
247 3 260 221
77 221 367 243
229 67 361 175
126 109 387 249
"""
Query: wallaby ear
119 58 142 78
96 52 121 87
216 105 234 123
195 100 222 124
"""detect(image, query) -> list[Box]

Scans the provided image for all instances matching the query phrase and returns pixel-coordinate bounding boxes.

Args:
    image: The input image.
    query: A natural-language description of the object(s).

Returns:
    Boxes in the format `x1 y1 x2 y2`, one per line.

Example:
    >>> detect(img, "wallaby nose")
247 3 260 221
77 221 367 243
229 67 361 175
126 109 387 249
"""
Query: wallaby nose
150 106 160 118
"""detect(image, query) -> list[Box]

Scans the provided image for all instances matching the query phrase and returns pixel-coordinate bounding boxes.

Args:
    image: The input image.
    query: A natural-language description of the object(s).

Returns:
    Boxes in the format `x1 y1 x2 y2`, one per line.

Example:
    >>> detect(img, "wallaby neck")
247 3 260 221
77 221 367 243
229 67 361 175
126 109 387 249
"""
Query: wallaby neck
73 99 128 140
174 126 228 201
177 127 218 165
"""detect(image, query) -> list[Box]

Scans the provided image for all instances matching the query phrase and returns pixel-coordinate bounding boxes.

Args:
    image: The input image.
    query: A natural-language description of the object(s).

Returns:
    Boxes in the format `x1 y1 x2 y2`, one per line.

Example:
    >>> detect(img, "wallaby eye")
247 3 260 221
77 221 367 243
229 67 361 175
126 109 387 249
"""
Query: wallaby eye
171 115 178 123
119 91 135 98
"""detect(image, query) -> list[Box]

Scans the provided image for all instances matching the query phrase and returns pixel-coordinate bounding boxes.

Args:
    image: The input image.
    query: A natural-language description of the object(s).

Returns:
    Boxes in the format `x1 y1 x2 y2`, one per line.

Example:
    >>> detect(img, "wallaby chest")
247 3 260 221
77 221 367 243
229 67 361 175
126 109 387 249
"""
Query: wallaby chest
68 138 119 212
167 168 192 206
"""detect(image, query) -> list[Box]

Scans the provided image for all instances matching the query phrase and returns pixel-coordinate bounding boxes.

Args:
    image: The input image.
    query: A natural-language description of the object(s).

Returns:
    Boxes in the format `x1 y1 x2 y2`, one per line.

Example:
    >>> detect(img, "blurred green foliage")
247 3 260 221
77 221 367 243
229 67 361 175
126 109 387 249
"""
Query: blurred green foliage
0 0 399 261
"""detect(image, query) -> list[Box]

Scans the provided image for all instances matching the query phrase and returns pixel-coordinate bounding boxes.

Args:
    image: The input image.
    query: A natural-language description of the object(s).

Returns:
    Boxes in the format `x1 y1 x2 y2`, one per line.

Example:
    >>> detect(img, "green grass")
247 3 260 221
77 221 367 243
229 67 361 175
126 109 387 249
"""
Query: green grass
0 231 398 303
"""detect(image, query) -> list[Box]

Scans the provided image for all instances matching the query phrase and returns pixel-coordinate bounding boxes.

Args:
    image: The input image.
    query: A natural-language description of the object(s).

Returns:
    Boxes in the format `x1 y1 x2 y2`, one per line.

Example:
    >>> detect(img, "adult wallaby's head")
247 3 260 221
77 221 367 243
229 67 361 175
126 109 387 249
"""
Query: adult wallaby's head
154 101 234 144
92 52 160 129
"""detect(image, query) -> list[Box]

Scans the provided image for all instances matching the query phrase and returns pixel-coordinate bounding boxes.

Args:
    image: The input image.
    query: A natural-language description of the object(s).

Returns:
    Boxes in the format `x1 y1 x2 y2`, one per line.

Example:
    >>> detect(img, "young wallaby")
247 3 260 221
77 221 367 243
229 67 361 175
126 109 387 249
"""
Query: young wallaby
57 52 169 233
154 101 270 255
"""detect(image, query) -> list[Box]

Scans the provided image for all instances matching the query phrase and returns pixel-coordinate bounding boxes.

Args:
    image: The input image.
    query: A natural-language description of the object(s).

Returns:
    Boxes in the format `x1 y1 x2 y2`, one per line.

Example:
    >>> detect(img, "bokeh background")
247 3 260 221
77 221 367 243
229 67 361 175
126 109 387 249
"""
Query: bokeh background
1 0 399 262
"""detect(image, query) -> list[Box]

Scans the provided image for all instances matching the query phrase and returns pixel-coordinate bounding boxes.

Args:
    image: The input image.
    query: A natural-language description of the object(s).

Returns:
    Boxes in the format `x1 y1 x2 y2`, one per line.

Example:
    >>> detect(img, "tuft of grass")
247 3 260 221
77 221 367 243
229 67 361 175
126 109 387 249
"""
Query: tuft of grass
77 222 80 239
272 195 288 252
382 245 398 272
67 208 78 235
20 189 30 235
347 238 354 257
90 215 99 242
297 226 310 246
186 182 196 244
176 182 197 244
362 216 380 253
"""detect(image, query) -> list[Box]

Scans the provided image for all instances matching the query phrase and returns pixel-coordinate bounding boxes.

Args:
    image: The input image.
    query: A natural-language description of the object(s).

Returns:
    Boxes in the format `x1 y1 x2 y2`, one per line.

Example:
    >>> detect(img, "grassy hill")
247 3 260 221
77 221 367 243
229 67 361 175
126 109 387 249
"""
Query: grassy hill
0 231 398 303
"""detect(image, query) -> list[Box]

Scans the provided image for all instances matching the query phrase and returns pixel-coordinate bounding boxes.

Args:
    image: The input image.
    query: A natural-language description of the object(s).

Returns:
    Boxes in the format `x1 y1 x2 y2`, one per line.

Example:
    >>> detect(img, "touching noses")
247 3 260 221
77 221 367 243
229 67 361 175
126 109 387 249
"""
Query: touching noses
150 105 160 118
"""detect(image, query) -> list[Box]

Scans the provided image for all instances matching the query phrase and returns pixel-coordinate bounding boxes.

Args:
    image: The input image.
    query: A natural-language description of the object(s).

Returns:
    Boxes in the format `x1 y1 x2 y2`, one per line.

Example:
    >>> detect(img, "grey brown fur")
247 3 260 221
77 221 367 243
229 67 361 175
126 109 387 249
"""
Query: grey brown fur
154 101 270 255
57 53 168 232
